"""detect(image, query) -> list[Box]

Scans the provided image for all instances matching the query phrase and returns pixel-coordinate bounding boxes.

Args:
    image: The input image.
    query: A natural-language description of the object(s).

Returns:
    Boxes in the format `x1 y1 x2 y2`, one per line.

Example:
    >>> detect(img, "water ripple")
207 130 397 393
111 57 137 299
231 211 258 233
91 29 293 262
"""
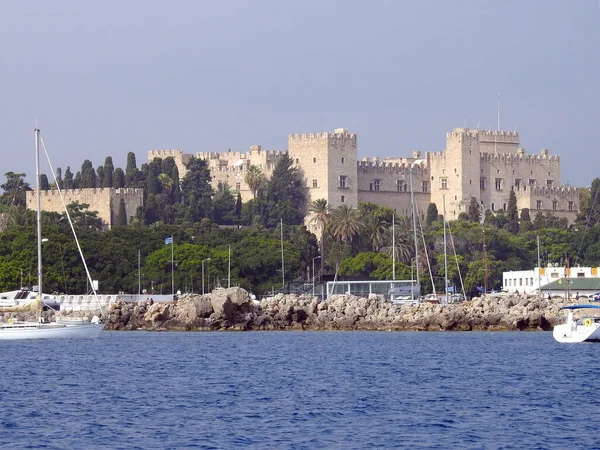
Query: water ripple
1 331 600 448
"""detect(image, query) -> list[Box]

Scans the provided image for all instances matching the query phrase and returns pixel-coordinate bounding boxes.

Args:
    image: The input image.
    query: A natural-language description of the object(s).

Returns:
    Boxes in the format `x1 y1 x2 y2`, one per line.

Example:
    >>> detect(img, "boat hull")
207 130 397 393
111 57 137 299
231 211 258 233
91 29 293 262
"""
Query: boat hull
0 323 104 340
553 323 600 343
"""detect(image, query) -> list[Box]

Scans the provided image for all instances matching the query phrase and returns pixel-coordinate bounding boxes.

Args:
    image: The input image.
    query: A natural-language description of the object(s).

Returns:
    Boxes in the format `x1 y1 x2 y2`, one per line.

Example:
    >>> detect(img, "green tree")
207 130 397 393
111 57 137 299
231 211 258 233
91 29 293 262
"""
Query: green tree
380 217 412 264
576 177 600 227
0 172 30 207
80 160 97 188
519 208 533 232
40 174 50 191
125 152 141 187
114 198 128 226
506 187 519 233
96 166 105 188
467 197 481 223
330 204 365 244
309 198 331 275
64 202 104 230
235 191 242 223
213 183 237 224
362 214 388 251
113 168 125 188
64 166 74 189
103 156 114 188
264 154 306 227
55 167 63 189
426 203 439 228
245 165 266 199
181 157 214 222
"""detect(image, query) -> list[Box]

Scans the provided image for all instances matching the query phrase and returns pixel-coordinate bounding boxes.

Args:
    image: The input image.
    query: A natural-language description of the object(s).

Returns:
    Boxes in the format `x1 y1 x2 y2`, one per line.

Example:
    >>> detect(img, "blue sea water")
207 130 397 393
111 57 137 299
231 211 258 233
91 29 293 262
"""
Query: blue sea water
1 331 600 449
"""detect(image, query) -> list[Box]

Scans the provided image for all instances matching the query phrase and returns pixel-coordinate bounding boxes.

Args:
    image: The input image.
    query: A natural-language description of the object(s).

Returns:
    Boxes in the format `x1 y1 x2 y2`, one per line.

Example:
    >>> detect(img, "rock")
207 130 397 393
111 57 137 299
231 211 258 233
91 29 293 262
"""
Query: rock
102 289 570 333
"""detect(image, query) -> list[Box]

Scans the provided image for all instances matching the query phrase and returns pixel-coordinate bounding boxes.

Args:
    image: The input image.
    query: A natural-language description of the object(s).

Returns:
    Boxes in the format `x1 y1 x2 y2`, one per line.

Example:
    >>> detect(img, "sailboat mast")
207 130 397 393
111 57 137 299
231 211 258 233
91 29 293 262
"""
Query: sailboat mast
409 165 420 288
280 218 285 289
228 245 231 288
35 128 43 303
392 214 395 280
482 225 488 294
138 249 141 295
443 195 448 301
537 235 541 293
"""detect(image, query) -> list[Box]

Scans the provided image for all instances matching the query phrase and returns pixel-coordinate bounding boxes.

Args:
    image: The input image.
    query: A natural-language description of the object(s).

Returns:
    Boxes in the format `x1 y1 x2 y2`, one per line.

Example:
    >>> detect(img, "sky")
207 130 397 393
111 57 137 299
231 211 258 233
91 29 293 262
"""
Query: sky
1 0 599 187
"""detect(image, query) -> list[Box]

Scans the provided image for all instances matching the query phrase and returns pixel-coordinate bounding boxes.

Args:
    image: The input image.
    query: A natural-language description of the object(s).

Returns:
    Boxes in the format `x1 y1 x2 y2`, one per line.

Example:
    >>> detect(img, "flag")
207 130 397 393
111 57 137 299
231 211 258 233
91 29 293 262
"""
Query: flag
164 236 173 245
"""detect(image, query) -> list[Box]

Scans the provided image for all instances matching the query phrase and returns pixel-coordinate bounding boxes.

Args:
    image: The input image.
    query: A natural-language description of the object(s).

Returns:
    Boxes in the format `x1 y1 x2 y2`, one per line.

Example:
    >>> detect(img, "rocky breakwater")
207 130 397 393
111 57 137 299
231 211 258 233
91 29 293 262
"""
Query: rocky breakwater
104 288 571 332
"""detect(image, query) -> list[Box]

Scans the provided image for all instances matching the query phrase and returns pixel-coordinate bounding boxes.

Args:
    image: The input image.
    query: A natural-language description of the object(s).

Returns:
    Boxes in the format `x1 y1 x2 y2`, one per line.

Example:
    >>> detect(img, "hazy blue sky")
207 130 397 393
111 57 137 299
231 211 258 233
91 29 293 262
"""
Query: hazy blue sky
1 0 598 186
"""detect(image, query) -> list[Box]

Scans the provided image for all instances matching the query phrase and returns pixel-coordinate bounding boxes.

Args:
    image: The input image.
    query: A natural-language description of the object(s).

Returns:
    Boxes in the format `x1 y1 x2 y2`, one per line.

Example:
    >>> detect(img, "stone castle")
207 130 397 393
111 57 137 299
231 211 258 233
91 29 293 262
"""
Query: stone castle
26 188 144 229
149 127 578 234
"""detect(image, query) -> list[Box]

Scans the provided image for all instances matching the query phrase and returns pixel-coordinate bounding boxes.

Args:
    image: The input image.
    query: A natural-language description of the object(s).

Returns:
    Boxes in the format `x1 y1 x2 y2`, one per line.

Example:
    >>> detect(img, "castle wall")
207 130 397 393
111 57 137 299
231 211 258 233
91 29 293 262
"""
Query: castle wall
147 126 580 229
26 188 144 229
148 149 192 177
356 159 430 217
514 185 578 223
477 130 520 154
481 150 562 214
149 147 284 203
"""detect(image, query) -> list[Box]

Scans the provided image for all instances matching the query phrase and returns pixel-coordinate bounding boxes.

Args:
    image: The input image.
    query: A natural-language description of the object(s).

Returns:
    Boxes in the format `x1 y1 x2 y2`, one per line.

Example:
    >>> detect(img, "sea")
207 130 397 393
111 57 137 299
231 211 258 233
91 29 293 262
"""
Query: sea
1 331 599 450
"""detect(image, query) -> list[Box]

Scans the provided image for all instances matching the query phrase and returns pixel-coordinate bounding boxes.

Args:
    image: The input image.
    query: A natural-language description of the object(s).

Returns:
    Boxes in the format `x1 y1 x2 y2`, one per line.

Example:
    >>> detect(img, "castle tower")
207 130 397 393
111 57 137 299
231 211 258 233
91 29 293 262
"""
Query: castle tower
429 128 484 219
288 128 358 232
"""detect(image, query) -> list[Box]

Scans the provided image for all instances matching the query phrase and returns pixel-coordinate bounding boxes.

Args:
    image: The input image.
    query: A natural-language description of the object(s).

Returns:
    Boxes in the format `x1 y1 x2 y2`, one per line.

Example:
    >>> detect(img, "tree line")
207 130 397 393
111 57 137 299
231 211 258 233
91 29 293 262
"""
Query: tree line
0 150 599 297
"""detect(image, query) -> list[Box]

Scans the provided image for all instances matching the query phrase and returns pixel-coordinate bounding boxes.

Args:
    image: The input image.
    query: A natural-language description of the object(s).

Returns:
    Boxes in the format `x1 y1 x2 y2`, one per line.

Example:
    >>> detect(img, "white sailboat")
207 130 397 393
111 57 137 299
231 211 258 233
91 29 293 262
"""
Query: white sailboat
553 304 600 343
0 128 104 340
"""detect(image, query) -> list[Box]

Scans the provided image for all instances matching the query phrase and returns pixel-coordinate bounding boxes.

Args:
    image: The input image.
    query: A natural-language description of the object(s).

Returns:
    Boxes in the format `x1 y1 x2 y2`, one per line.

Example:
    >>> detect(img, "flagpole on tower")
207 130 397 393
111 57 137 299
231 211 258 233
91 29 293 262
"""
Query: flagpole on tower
497 92 500 131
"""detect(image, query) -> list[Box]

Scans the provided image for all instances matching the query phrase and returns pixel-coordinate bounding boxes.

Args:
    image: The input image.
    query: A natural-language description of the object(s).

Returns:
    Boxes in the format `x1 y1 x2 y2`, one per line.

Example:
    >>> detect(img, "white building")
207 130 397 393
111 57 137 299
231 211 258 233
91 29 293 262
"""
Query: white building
503 265 600 295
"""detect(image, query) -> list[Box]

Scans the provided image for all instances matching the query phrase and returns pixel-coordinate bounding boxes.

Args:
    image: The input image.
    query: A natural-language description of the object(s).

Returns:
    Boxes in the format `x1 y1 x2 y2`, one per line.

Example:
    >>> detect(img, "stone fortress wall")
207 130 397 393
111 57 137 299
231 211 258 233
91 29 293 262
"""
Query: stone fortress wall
26 188 144 229
148 126 580 227
149 146 286 202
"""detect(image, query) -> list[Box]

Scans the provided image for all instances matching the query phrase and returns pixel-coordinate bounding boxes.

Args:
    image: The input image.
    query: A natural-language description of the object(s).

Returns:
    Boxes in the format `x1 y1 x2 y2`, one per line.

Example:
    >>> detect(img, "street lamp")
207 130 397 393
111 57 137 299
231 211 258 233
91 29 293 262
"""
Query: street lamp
312 256 321 297
202 258 211 295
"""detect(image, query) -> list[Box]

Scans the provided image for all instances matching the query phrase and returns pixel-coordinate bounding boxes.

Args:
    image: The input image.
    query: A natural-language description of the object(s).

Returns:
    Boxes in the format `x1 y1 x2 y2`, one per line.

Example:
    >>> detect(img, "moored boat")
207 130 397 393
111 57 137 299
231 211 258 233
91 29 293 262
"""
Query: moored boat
553 304 600 343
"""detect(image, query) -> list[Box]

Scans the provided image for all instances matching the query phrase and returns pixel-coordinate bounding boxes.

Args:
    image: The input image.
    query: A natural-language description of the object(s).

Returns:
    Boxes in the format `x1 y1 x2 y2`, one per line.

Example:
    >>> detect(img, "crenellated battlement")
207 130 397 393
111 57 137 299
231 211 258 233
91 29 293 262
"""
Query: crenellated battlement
514 184 578 198
446 128 519 143
148 149 188 159
357 158 427 173
477 129 519 143
481 152 560 164
428 151 446 160
35 187 144 197
26 188 144 230
289 129 357 144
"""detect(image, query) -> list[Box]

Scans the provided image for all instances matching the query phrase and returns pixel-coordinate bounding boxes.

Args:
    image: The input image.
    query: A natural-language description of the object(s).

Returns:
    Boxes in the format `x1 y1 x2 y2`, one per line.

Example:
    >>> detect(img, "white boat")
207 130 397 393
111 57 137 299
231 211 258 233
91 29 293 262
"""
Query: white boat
0 128 104 340
0 315 104 340
553 304 600 343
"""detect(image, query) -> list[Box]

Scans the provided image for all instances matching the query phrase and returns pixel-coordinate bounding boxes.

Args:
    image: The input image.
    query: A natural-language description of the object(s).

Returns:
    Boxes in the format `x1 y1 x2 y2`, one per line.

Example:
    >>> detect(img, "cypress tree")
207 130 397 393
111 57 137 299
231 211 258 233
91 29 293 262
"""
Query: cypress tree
114 198 127 226
103 157 114 188
506 187 519 233
40 174 50 190
426 203 438 227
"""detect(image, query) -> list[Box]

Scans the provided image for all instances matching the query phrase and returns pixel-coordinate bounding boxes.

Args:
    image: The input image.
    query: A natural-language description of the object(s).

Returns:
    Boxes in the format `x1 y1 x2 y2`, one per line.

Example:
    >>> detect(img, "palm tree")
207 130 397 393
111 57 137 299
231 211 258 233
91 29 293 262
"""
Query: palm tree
381 216 413 264
245 165 265 199
309 198 331 275
330 204 365 244
363 214 388 251
157 173 173 195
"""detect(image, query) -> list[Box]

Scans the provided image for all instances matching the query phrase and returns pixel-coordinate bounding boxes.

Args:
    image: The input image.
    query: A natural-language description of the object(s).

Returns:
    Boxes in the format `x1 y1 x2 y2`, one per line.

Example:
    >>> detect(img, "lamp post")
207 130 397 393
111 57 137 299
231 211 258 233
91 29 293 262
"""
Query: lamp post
202 258 211 295
312 256 321 297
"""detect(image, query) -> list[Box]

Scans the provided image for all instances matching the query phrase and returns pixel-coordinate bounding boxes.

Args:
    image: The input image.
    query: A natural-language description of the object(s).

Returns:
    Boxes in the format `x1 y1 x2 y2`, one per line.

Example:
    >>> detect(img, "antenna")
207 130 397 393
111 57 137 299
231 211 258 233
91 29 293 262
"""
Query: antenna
497 92 500 131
